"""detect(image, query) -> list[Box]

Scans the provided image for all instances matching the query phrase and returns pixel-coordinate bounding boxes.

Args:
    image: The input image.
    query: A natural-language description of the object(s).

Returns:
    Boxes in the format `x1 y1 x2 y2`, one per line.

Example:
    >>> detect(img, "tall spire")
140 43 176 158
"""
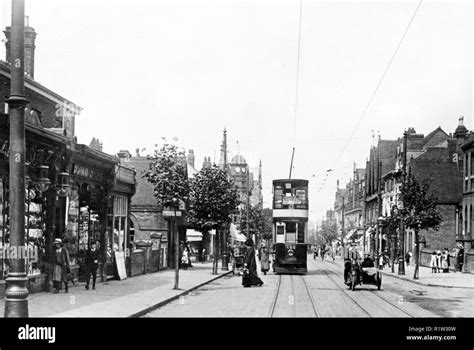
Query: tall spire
218 128 228 171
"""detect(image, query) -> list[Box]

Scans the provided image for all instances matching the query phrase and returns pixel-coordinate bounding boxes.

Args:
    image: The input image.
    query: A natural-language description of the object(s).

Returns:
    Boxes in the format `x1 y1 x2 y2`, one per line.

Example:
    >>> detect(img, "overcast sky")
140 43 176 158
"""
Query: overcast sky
0 0 472 223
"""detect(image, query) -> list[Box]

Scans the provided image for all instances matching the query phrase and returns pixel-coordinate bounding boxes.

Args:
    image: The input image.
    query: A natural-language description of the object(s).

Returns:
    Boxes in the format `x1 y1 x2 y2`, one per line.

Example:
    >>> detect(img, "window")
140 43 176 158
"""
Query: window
471 152 474 176
297 222 305 243
113 196 128 252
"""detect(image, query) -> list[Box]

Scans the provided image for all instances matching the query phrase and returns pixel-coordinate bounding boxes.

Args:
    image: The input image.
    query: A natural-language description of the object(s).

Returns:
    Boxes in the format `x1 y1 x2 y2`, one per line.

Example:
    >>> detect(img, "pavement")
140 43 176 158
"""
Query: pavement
0 262 232 317
327 255 474 289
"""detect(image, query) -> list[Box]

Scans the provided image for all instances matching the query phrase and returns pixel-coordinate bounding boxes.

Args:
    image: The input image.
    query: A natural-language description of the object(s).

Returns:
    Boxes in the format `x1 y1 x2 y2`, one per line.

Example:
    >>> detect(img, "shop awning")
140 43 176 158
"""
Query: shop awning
186 229 203 242
344 228 364 243
230 223 247 242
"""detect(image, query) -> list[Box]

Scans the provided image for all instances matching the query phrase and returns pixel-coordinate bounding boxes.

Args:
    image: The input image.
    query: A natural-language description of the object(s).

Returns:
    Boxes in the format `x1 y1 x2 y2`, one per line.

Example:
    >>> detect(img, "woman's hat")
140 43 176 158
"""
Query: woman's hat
54 238 62 244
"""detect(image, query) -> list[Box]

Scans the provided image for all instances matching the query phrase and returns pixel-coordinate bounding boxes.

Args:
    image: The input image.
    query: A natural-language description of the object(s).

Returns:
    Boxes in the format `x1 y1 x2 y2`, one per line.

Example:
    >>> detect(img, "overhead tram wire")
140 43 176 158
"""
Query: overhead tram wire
289 0 303 179
333 0 423 165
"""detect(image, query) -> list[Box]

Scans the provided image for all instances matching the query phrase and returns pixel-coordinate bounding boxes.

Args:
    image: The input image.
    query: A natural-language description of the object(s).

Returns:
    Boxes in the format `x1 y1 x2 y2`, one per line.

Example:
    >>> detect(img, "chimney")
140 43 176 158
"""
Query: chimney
187 149 195 168
4 16 37 78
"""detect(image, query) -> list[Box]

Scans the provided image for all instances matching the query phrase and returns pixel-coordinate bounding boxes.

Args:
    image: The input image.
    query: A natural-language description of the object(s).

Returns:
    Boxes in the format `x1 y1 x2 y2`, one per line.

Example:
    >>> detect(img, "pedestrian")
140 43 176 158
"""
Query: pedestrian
242 238 263 288
430 251 437 273
457 244 464 272
436 250 442 273
181 248 189 270
84 241 100 290
442 247 450 273
52 238 71 293
201 248 207 263
185 242 193 267
405 251 411 265
258 243 270 275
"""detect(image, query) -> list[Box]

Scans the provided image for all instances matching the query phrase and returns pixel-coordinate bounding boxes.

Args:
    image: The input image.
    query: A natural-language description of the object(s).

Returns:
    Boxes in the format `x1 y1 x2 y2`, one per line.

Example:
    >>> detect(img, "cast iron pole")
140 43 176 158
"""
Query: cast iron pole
221 130 228 270
5 0 29 318
398 131 407 275
173 208 179 289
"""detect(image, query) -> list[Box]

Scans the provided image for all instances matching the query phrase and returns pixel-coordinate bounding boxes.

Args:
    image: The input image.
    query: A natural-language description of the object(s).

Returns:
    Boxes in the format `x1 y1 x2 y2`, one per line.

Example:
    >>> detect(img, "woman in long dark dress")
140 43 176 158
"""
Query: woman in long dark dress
242 238 263 287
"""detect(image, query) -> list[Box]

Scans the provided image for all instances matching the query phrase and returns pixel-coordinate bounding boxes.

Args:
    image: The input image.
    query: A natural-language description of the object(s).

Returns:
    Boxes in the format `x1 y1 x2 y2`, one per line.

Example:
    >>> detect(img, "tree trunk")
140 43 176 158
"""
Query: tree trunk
390 237 395 273
413 230 419 279
173 215 179 289
212 229 219 274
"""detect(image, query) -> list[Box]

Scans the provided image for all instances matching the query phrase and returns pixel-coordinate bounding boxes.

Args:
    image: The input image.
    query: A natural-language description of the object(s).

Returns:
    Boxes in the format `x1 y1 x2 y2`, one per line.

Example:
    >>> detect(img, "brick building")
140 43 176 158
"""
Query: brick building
0 23 135 294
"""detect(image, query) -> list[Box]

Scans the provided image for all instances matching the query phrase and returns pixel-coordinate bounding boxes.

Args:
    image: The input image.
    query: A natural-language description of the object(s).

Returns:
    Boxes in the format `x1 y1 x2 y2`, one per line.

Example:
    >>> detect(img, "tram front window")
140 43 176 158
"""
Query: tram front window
286 222 297 243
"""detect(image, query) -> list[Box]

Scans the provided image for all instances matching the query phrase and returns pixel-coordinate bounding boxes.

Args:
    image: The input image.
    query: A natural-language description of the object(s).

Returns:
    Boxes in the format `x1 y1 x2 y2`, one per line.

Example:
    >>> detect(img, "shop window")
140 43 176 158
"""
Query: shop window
106 196 128 262
64 185 79 265
25 187 45 276
0 178 7 279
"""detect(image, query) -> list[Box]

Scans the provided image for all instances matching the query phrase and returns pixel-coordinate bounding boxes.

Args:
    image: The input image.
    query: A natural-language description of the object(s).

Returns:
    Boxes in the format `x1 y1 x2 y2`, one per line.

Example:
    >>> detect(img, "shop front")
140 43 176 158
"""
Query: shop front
0 125 136 295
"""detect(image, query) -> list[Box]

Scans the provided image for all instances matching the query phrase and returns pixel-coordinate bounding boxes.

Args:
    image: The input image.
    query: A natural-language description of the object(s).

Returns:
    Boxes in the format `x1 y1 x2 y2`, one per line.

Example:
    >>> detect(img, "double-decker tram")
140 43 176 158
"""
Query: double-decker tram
271 179 309 274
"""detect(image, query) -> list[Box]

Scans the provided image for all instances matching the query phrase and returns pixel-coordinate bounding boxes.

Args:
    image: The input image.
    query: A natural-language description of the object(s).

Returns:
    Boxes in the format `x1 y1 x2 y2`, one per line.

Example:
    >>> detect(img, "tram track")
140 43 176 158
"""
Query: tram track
321 261 416 317
299 274 320 317
321 269 372 317
268 273 320 317
268 274 282 317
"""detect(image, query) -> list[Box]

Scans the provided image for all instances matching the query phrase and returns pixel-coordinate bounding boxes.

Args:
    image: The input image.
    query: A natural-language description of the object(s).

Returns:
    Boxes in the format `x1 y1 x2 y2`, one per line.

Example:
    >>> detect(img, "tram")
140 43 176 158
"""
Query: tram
271 179 309 274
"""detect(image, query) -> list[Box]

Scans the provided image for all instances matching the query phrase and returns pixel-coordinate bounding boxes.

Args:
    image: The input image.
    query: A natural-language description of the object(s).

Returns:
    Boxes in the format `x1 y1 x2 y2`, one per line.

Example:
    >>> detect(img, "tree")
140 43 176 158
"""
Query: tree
381 205 402 273
318 221 339 246
240 204 272 245
187 165 240 274
400 174 442 279
144 142 190 289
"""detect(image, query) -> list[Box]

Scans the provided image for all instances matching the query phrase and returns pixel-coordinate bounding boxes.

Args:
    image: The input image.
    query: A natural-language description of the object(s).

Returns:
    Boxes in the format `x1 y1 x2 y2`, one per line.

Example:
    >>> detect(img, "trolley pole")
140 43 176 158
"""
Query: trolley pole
398 131 408 275
5 0 29 318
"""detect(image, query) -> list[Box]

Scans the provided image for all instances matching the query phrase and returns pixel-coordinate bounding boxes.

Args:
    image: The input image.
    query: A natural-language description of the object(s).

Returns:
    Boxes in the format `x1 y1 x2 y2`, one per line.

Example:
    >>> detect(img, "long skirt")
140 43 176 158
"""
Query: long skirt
52 264 67 282
242 269 263 287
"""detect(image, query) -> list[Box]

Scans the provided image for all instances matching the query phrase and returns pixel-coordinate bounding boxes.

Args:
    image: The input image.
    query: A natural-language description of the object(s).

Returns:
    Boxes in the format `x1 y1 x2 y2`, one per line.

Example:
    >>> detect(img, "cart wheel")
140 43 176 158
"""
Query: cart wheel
377 274 382 290
351 275 356 291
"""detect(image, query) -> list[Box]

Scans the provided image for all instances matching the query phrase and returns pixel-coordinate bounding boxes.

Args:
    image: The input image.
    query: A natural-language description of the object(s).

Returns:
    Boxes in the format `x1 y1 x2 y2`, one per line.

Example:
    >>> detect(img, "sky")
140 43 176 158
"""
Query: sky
0 0 472 224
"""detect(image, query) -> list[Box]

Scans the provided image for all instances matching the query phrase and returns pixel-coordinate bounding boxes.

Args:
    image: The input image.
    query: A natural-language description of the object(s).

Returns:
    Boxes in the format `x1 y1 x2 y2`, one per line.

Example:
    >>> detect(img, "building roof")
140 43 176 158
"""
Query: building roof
122 157 157 207
230 155 246 164
0 60 82 114
422 127 449 148
409 159 462 204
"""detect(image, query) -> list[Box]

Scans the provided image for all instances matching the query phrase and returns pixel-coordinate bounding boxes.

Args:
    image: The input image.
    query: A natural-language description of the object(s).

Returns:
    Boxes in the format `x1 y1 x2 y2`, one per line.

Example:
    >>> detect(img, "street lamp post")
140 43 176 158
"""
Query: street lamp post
173 198 180 290
4 0 29 318
398 130 408 275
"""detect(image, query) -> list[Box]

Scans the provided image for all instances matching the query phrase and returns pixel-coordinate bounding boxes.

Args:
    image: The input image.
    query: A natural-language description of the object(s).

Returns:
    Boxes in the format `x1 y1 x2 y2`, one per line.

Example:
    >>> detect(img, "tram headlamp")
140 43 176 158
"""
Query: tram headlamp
287 249 294 257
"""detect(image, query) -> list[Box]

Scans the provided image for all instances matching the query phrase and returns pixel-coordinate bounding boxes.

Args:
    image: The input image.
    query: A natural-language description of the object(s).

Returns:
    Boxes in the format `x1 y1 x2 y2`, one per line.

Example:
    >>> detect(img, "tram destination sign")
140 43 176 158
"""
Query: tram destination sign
162 210 182 217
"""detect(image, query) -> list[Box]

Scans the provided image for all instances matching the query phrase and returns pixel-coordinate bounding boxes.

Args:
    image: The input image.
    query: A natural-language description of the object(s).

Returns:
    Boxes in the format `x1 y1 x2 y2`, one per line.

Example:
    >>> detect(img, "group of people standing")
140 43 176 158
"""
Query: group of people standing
430 245 465 273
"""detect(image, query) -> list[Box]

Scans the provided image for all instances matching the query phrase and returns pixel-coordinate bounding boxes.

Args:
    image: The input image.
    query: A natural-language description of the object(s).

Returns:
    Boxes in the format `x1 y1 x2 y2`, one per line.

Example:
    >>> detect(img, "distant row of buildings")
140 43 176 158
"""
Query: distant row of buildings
324 118 473 272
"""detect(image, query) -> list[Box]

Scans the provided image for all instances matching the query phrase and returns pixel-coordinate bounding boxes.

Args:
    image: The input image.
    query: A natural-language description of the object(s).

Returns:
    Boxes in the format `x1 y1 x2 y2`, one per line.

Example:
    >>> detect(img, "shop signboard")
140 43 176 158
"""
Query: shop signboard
114 251 127 280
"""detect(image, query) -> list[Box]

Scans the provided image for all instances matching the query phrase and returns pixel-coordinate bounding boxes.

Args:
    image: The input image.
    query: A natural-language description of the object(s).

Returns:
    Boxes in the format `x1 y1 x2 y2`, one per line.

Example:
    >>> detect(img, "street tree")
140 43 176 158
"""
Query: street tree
318 221 339 246
400 174 442 279
240 204 272 245
381 205 402 272
188 165 240 274
144 142 190 289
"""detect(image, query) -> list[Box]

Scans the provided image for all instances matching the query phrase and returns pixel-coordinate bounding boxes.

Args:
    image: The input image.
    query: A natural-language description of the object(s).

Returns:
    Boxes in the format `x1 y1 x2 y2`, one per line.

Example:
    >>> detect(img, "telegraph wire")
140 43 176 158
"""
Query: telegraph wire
335 0 423 163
